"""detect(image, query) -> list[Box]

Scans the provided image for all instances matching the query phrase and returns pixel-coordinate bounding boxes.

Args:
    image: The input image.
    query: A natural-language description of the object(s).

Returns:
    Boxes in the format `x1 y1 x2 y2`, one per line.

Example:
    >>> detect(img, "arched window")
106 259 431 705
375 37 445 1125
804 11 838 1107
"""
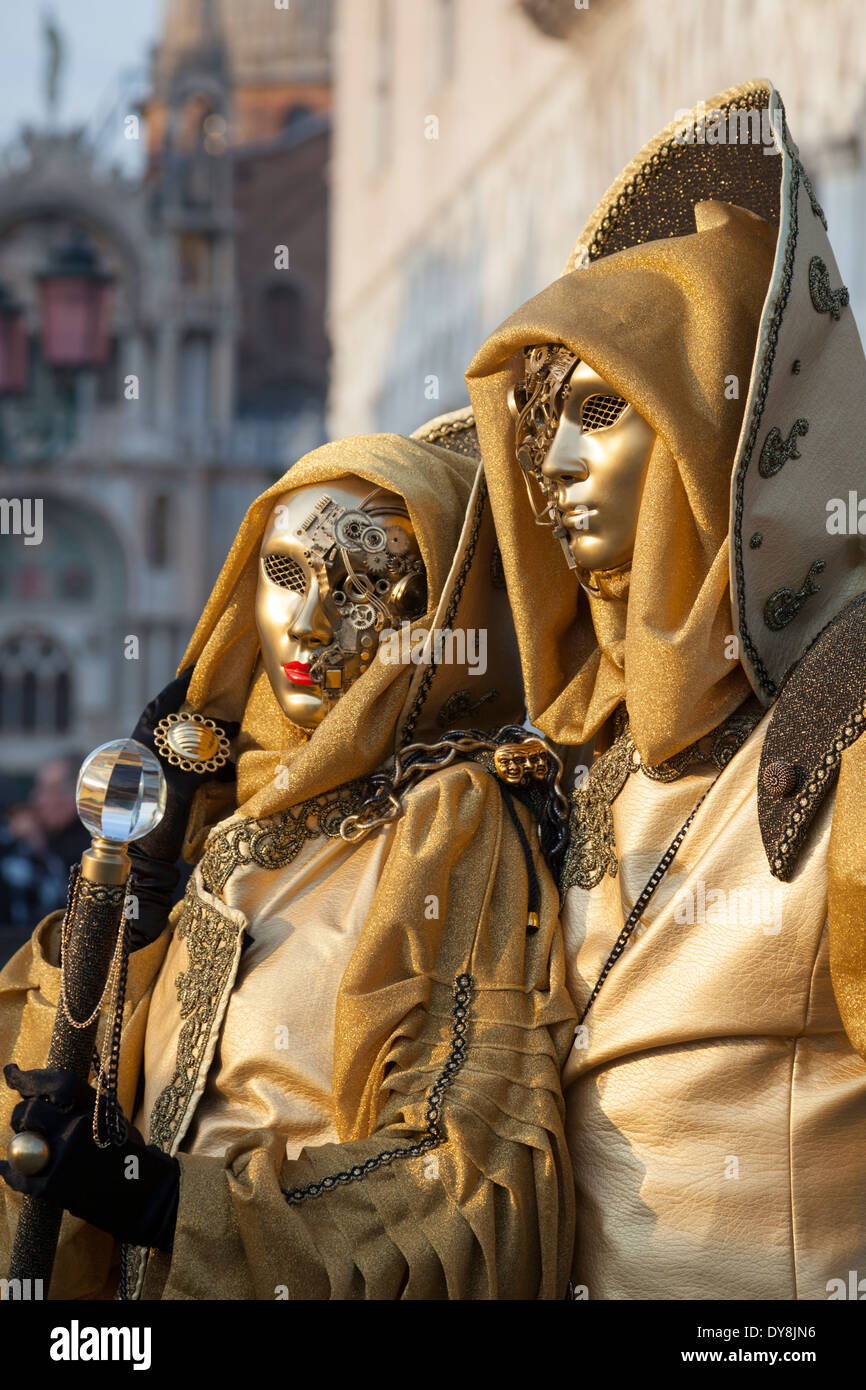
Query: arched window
0 632 72 733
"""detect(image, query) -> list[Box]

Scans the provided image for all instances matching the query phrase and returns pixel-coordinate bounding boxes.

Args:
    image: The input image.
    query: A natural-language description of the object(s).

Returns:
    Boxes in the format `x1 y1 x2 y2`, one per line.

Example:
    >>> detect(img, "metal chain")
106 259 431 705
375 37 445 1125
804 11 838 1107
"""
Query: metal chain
92 913 131 1149
58 870 125 1032
578 767 725 1025
340 734 505 841
340 730 568 844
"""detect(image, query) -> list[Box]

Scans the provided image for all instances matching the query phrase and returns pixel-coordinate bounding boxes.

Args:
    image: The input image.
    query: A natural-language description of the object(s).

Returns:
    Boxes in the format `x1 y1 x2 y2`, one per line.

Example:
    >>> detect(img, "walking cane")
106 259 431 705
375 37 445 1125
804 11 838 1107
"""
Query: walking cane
5 738 166 1291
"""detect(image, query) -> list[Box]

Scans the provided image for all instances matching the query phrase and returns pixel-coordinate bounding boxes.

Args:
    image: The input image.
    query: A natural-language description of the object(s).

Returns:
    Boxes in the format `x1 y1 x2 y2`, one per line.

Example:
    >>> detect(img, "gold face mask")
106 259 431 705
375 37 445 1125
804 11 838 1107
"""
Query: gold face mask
508 347 656 580
255 476 427 730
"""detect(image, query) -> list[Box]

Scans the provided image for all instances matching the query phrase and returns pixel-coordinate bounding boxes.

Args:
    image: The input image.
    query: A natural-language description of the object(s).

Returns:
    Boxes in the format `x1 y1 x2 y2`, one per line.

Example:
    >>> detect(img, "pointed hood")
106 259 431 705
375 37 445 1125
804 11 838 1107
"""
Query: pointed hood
466 78 866 762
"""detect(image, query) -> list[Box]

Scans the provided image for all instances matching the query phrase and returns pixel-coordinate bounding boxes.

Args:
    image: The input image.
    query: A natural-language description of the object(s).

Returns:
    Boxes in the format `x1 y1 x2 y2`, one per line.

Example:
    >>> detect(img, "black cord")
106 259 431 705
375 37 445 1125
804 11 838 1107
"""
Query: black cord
497 781 540 934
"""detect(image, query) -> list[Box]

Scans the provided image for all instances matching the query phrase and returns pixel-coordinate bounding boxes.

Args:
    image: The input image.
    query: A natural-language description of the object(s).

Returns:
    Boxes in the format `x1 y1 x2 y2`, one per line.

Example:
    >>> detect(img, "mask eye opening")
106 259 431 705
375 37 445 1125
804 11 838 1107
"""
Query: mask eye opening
263 551 308 595
579 393 628 433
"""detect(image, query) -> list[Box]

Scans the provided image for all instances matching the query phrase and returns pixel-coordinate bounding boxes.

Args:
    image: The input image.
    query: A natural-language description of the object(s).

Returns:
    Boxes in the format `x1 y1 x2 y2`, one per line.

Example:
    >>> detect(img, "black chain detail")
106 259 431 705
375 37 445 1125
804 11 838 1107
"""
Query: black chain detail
95 914 131 1148
281 974 474 1205
578 770 725 1025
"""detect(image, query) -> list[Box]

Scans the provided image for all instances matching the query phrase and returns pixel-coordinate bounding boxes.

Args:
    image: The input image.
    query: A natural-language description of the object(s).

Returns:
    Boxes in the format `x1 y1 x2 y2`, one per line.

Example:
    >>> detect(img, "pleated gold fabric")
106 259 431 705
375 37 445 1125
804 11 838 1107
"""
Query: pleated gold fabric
466 200 775 765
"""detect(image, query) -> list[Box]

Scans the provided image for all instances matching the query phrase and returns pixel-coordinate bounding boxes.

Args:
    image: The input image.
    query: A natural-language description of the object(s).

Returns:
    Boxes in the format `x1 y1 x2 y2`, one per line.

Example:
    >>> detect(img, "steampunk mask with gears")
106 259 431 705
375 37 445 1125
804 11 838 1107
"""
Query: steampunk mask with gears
508 346 656 583
255 477 428 730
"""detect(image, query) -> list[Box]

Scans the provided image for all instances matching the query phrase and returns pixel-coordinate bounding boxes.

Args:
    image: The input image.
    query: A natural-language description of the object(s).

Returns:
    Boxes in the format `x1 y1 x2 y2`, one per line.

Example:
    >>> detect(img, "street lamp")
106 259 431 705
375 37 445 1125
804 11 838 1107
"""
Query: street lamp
0 280 28 395
37 233 114 368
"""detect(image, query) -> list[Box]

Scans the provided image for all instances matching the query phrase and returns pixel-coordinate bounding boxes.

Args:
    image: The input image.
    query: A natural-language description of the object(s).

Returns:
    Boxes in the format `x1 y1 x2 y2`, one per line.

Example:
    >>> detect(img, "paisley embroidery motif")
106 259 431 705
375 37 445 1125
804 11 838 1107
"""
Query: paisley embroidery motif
758 418 809 478
764 559 826 631
808 257 849 321
436 687 499 727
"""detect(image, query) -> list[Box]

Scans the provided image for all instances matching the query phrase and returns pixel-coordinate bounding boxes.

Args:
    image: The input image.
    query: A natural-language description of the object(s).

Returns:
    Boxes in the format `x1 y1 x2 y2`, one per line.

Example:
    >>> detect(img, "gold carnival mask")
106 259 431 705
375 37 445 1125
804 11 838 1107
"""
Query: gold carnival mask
255 476 427 730
508 347 656 583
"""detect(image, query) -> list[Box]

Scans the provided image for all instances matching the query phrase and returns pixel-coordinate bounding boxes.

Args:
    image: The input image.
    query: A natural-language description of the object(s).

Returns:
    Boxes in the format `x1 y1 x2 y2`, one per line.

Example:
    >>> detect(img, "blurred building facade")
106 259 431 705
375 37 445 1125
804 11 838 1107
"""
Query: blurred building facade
328 0 866 438
0 0 332 784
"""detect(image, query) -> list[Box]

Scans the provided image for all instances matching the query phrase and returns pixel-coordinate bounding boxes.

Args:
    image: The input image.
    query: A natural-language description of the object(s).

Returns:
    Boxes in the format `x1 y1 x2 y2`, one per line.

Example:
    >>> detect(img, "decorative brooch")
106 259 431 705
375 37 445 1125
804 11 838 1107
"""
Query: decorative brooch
153 713 232 774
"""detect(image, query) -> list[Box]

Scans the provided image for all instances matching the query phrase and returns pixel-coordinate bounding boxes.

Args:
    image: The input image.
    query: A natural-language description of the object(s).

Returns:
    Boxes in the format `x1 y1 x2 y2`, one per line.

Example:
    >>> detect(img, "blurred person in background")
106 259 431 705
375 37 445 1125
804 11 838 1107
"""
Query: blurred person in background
29 755 89 871
0 803 66 964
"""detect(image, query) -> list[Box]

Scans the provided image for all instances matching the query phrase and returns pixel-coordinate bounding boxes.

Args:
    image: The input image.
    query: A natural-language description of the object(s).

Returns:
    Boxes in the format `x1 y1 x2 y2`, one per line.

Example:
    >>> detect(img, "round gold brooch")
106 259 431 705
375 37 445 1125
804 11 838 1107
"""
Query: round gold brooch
153 713 231 774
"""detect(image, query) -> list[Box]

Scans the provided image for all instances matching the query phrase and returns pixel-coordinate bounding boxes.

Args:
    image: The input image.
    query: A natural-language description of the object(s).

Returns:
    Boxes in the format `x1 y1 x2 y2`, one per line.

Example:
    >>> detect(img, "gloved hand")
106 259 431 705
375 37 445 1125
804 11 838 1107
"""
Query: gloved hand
127 667 239 950
0 1063 179 1252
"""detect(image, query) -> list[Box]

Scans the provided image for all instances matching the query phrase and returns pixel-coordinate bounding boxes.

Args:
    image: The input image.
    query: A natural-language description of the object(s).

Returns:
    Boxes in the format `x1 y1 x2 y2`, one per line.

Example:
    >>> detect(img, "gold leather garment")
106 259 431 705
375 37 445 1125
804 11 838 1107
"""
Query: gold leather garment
564 714 865 1300
465 76 866 1300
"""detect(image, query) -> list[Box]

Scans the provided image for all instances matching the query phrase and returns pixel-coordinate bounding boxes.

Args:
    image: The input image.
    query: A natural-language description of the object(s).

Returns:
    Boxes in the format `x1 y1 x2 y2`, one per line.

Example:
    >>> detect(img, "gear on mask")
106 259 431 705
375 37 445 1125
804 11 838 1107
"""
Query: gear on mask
269 490 428 714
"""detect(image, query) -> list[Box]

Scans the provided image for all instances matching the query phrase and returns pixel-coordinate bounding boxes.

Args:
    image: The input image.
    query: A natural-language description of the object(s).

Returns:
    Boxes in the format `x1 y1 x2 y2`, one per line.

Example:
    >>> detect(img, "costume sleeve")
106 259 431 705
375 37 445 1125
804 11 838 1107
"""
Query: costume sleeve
144 763 576 1300
828 736 866 1062
0 910 172 1298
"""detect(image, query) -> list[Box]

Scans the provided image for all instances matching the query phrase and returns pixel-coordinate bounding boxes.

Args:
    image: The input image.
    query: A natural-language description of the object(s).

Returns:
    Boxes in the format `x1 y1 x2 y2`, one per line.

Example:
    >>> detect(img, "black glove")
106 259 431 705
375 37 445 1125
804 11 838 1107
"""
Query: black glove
0 1063 179 1252
127 667 239 950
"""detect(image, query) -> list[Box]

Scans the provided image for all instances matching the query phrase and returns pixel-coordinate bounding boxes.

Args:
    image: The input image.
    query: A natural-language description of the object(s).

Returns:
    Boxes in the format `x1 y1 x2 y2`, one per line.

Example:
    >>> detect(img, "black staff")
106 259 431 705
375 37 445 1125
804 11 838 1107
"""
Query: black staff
5 739 166 1290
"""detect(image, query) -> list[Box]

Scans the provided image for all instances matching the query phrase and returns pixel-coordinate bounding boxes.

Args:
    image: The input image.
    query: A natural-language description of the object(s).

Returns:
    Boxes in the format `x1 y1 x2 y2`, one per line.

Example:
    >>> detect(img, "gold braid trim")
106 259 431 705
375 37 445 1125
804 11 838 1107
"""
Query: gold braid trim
561 701 763 893
198 783 368 896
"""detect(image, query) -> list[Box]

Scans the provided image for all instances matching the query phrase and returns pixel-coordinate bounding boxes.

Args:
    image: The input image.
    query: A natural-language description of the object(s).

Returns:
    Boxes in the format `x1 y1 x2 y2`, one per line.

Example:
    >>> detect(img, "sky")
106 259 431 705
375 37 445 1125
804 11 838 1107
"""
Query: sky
0 0 163 172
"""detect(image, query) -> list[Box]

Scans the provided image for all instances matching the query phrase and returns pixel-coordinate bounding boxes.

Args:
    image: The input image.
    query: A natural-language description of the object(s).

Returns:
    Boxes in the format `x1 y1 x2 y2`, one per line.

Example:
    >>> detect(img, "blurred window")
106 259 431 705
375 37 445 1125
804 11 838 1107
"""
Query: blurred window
266 279 304 345
0 522 94 603
179 233 213 287
147 493 170 569
179 331 212 441
0 632 71 733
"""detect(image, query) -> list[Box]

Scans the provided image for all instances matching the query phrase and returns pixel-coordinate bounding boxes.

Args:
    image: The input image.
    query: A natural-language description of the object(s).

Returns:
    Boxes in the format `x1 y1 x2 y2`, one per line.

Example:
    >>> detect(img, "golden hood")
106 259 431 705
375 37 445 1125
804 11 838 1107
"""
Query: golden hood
466 78 866 764
175 430 523 835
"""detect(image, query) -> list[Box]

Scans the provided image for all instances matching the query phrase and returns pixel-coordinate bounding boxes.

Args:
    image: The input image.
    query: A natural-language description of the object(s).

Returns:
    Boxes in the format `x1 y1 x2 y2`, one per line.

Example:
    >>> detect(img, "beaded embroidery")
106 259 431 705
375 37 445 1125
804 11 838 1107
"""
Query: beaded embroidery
560 702 762 893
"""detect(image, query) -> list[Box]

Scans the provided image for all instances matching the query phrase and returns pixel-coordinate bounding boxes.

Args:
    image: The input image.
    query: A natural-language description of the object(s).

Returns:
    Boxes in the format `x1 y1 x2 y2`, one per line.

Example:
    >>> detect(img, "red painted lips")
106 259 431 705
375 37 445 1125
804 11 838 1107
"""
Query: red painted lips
283 661 313 686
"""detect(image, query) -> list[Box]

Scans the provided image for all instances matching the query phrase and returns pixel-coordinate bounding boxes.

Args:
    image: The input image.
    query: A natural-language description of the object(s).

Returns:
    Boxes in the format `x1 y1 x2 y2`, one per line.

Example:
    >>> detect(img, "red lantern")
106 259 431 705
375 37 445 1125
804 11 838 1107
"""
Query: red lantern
0 281 28 394
38 236 113 368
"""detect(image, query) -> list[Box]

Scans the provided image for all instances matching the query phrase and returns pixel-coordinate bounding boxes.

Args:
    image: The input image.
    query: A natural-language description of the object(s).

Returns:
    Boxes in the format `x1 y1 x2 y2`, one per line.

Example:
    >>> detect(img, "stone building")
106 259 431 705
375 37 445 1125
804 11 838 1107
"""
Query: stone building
0 0 332 785
328 0 866 438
